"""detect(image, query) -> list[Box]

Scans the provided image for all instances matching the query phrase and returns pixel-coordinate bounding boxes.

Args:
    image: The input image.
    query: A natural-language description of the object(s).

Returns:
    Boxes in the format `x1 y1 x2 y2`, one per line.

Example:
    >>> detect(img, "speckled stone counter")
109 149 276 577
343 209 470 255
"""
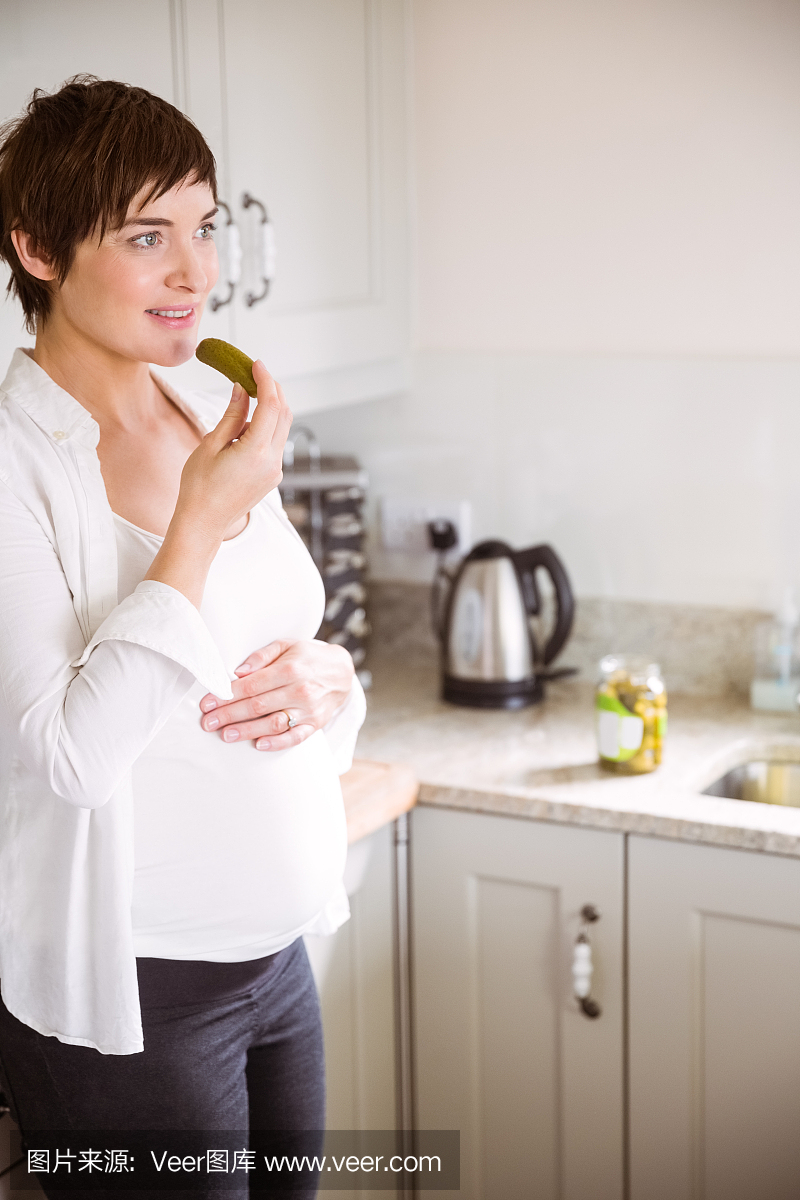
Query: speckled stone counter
354 660 800 858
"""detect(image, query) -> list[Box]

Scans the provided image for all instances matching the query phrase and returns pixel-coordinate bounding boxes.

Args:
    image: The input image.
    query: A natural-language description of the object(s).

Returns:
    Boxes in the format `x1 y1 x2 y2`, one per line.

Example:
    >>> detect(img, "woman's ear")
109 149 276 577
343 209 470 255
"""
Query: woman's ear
10 229 56 281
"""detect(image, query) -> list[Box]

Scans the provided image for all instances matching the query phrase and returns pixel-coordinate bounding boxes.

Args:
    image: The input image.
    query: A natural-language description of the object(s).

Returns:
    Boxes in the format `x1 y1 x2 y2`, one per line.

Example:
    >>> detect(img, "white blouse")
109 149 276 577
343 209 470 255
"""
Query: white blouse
0 348 365 1054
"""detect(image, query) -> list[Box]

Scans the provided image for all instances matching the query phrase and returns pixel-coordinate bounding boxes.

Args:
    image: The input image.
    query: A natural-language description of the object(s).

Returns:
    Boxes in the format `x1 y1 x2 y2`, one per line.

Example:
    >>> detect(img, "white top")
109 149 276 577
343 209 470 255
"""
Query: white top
0 348 365 1054
114 505 350 961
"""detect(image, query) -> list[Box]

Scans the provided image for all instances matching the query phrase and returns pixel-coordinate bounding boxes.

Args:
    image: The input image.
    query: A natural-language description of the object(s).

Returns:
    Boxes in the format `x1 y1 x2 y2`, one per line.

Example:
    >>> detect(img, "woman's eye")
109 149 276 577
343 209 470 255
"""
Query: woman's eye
133 231 159 248
197 223 217 239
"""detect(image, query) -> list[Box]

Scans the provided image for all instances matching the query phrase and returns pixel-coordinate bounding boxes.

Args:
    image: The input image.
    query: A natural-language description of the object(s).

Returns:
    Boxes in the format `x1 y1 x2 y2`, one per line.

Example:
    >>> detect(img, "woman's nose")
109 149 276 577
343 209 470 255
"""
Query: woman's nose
165 241 217 295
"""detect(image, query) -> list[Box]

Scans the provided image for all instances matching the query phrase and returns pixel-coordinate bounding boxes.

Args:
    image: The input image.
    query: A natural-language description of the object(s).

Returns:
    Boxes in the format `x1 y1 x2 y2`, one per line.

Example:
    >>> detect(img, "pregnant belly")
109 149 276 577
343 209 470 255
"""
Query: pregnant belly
131 723 348 952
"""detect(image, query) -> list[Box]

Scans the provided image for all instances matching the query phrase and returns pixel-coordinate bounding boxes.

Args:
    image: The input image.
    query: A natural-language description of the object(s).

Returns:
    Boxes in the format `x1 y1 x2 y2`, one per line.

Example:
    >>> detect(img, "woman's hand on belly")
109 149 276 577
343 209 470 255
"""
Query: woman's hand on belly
198 639 355 750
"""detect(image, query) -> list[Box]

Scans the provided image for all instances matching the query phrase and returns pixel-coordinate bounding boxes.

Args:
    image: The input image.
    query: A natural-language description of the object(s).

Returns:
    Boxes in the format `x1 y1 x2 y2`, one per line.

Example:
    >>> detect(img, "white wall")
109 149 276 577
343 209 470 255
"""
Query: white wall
413 0 800 357
308 0 800 610
308 350 800 609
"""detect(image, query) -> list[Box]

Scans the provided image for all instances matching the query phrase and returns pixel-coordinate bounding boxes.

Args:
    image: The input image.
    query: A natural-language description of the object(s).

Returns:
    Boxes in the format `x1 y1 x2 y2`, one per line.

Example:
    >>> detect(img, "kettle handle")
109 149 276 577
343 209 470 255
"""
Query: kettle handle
513 544 575 666
431 558 459 642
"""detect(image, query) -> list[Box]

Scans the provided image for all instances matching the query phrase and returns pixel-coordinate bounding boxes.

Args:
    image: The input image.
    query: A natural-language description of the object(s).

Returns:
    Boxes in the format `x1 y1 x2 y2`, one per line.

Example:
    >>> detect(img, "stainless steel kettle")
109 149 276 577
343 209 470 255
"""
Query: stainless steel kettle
434 539 575 708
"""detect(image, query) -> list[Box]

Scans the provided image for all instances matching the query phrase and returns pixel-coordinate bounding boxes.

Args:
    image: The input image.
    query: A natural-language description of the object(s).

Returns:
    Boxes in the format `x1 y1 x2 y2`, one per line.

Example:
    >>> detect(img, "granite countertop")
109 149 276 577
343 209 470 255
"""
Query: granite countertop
353 660 800 858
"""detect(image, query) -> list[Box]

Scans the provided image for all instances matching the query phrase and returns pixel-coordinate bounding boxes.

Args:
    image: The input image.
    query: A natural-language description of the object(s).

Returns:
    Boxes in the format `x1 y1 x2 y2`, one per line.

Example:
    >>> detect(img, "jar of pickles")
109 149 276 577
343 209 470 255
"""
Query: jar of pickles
595 655 667 774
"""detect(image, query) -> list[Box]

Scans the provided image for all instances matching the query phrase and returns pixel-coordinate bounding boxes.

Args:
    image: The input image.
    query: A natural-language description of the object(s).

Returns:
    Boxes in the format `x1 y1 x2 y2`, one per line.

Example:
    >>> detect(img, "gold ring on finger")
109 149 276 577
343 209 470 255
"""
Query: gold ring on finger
281 710 298 730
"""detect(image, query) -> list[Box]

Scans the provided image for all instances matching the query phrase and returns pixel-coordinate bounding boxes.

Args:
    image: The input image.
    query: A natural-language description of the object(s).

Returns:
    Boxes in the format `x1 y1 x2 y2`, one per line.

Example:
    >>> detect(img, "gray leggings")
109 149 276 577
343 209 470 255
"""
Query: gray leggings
0 938 325 1197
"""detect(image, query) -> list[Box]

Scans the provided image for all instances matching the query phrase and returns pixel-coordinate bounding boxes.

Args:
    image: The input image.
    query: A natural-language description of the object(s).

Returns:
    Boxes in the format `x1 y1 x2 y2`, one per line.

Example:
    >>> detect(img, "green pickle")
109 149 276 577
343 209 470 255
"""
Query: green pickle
196 337 257 397
596 656 667 775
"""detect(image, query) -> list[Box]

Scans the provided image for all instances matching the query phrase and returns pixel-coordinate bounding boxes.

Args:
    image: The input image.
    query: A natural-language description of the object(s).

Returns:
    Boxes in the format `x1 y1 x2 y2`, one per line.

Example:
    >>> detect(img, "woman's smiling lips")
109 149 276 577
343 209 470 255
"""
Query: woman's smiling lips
145 306 197 329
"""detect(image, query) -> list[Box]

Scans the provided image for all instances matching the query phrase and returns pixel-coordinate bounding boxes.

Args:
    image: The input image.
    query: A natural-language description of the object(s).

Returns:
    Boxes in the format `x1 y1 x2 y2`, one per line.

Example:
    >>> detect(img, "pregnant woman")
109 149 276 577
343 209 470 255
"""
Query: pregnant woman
0 78 365 1195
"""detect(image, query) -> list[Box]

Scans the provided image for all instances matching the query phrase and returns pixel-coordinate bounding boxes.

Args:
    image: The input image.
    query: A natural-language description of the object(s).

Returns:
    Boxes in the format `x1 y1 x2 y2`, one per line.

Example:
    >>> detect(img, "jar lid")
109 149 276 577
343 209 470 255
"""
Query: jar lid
599 654 662 686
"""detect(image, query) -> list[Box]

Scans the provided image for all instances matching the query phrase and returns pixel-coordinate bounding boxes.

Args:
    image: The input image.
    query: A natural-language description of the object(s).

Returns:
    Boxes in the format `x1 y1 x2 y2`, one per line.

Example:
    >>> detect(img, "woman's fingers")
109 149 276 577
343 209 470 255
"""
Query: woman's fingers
234 640 287 677
230 646 318 697
198 646 290 714
202 702 302 735
255 725 314 752
204 383 250 451
199 641 353 744
178 356 292 536
240 360 291 449
201 708 314 748
201 361 290 462
201 683 309 730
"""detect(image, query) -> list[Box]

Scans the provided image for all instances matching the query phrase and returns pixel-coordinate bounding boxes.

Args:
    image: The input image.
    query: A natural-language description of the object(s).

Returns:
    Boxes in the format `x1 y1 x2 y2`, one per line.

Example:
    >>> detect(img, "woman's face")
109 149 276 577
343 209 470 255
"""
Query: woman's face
55 178 219 368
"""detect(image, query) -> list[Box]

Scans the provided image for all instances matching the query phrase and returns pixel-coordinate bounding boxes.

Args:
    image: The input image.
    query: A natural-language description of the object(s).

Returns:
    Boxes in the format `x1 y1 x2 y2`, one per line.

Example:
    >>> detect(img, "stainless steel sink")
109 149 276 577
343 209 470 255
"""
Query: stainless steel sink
703 760 800 807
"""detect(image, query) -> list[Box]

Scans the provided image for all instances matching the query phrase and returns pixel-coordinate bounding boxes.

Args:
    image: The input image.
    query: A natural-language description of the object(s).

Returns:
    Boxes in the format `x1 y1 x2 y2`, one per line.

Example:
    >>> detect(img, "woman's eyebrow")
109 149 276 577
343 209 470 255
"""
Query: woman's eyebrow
122 207 219 228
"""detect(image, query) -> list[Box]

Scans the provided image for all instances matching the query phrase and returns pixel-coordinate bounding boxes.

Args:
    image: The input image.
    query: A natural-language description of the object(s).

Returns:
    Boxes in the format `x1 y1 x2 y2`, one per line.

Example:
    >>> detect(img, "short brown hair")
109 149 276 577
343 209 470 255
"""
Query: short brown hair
0 76 217 333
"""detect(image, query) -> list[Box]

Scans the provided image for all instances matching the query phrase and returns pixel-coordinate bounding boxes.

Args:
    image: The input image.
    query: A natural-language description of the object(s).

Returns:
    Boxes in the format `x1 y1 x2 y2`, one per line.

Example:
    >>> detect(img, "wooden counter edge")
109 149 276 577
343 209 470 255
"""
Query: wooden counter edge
341 758 419 844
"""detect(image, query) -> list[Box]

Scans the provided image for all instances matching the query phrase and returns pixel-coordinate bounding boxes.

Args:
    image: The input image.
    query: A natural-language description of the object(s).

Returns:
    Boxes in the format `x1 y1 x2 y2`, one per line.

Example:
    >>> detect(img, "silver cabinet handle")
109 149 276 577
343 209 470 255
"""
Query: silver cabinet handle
242 192 275 307
573 904 602 1018
209 201 241 312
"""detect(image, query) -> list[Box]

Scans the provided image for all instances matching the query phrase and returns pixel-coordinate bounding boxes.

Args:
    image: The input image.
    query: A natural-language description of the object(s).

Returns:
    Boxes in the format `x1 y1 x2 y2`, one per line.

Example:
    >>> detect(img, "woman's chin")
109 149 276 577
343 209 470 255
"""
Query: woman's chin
148 336 198 369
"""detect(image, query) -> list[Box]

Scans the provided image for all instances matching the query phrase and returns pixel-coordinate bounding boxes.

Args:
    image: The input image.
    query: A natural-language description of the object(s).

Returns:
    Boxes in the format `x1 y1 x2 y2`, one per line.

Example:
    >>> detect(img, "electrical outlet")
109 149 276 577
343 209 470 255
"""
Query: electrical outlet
380 498 472 555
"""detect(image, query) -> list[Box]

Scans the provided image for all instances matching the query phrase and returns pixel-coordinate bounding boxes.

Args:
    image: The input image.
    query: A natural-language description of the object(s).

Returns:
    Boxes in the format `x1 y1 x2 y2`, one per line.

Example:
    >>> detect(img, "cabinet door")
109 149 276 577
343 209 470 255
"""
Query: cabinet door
0 2 409 413
412 807 624 1200
0 0 234 382
215 0 409 412
307 825 398 1132
304 820 398 1137
629 835 800 1200
305 823 400 1200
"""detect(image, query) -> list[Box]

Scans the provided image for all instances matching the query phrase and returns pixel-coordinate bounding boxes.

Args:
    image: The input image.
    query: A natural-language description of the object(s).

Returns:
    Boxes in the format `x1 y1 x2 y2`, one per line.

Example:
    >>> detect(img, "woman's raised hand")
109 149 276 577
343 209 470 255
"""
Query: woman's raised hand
144 360 292 608
177 359 292 538
199 639 355 750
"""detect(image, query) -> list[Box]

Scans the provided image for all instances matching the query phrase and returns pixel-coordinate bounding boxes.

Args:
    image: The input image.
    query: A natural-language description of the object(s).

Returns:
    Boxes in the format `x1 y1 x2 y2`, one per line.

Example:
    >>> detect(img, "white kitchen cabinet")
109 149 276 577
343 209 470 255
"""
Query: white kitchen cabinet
216 0 410 409
0 0 410 414
411 806 625 1200
305 822 402 1200
628 835 800 1200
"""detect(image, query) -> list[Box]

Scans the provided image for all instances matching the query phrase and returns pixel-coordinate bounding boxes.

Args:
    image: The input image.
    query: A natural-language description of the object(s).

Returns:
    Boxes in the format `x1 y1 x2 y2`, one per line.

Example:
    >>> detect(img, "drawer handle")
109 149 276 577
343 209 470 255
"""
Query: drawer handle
209 201 241 312
242 192 275 307
573 904 602 1019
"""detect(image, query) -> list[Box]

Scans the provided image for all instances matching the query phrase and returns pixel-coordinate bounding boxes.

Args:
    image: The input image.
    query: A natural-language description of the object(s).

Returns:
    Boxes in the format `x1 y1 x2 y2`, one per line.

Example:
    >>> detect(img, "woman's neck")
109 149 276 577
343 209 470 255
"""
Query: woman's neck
32 315 160 431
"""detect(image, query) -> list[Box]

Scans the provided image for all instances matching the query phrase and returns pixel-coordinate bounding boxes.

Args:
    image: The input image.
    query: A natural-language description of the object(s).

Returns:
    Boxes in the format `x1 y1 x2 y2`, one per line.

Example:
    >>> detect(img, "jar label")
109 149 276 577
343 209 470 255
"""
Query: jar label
596 693 644 761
